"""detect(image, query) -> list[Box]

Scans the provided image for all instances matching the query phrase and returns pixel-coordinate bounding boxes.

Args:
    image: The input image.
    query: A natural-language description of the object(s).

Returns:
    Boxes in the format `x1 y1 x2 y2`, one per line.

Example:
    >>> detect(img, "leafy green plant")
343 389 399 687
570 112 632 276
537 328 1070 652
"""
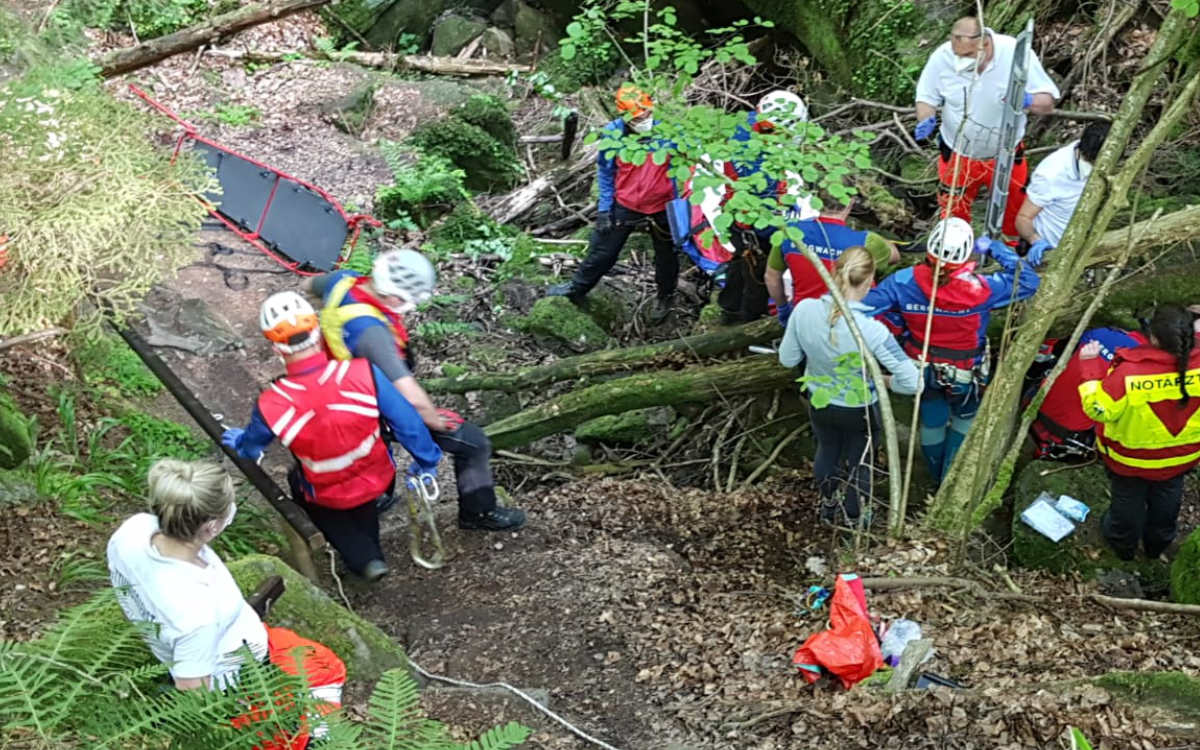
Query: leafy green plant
1069 726 1093 750
797 351 872 408
0 589 532 749
375 143 468 229
452 95 517 149
190 103 261 127
314 36 362 61
59 0 226 39
1171 0 1198 18
72 332 161 398
211 494 285 561
408 118 522 192
413 321 475 345
51 551 109 589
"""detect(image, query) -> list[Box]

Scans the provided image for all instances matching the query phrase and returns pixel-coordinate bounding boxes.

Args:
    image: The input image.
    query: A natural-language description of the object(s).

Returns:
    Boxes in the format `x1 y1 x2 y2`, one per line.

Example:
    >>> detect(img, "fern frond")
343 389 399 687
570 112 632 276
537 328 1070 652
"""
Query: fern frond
460 721 532 750
362 668 455 750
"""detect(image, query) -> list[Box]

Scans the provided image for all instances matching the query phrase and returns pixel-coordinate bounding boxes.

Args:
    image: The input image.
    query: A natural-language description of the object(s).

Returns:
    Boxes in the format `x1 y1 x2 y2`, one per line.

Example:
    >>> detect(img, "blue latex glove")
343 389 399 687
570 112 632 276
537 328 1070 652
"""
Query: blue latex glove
1026 239 1053 267
776 302 793 328
406 462 438 490
914 116 937 142
972 236 994 258
1022 92 1034 110
988 239 1021 270
221 427 262 461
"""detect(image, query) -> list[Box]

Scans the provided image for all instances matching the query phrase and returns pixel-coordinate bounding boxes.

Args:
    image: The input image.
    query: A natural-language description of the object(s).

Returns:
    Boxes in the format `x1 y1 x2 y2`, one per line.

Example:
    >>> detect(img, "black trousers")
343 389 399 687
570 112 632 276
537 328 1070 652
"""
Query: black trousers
432 421 496 515
717 226 773 323
291 467 392 575
1103 469 1186 560
809 403 881 519
571 204 678 299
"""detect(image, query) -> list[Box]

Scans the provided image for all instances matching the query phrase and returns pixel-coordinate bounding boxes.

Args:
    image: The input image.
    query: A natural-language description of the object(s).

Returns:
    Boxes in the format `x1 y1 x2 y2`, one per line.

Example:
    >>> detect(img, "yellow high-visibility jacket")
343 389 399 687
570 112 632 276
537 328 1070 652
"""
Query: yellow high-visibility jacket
1078 336 1200 480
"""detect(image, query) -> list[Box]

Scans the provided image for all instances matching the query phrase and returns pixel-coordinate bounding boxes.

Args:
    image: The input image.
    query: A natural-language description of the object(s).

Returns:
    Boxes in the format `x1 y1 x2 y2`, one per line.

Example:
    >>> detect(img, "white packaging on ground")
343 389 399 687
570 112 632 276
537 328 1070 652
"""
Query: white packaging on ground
1020 492 1076 542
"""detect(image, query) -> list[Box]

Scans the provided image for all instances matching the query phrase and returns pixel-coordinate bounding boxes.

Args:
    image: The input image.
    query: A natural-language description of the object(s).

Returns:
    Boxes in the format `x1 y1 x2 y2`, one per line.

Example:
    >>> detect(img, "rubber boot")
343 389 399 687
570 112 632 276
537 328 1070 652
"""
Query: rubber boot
942 427 968 480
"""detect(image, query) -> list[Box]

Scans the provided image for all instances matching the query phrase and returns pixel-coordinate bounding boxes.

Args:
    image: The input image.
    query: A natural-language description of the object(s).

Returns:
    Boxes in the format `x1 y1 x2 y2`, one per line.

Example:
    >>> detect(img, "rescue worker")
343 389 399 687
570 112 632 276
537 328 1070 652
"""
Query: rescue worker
310 249 526 532
108 459 347 739
546 84 678 324
764 182 900 327
862 218 1040 484
779 247 920 525
1029 326 1145 460
1015 120 1111 264
1079 306 1200 560
222 291 443 582
718 90 816 324
914 16 1060 239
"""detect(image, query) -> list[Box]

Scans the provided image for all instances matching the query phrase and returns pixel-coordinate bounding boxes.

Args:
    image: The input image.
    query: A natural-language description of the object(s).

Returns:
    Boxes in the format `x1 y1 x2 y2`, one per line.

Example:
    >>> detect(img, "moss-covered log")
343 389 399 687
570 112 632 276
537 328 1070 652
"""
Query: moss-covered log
1088 203 1200 266
426 318 779 394
483 355 796 449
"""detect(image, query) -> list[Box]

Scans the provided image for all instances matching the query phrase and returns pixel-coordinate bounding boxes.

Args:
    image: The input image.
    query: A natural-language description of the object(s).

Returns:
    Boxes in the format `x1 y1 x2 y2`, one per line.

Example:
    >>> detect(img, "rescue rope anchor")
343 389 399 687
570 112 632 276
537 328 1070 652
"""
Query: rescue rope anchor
406 474 448 570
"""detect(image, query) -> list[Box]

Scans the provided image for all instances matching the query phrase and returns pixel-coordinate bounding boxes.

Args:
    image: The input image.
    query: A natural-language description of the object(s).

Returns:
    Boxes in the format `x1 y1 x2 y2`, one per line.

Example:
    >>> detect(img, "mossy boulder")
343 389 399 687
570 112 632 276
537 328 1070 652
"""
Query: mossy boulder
409 117 521 192
1090 258 1200 331
227 554 408 682
1011 460 1170 590
575 407 673 445
511 0 559 55
1095 671 1200 721
1171 526 1200 604
430 13 487 56
0 388 32 470
584 287 632 334
452 94 516 149
0 472 39 506
516 297 610 352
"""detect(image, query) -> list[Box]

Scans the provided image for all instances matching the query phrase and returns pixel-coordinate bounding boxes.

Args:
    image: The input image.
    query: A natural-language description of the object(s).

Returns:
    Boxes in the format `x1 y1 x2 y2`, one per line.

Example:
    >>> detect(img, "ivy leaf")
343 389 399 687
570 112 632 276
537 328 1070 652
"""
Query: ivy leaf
560 42 576 60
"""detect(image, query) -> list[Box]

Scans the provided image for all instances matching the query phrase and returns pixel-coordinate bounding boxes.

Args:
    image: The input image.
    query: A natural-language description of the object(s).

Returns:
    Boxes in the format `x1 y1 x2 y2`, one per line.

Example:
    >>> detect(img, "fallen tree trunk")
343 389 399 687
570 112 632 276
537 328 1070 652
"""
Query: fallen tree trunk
96 0 332 77
486 147 596 225
204 47 532 76
483 355 796 449
425 318 779 394
1087 203 1200 266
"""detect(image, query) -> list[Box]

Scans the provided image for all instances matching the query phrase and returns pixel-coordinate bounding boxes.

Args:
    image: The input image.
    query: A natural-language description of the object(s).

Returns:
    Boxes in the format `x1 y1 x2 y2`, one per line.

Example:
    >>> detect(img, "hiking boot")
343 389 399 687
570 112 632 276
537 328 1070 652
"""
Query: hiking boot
245 575 285 619
459 506 527 531
819 501 838 526
649 295 673 325
361 559 390 583
546 281 586 304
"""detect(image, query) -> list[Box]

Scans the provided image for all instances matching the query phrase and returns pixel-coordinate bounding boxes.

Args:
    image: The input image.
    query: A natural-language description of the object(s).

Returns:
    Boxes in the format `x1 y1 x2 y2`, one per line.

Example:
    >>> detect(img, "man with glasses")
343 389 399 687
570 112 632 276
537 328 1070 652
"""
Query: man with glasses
913 16 1060 240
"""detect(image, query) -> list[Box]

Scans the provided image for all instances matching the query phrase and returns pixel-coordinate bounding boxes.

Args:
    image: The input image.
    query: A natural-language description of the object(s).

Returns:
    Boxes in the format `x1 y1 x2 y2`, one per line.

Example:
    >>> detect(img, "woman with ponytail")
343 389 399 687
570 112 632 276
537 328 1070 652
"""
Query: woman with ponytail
1079 305 1200 560
779 247 920 525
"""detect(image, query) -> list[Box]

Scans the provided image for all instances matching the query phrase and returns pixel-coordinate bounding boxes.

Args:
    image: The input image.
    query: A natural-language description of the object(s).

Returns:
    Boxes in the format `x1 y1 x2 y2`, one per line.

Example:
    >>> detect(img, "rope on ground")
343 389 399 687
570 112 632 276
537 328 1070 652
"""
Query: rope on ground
406 658 626 750
323 552 625 749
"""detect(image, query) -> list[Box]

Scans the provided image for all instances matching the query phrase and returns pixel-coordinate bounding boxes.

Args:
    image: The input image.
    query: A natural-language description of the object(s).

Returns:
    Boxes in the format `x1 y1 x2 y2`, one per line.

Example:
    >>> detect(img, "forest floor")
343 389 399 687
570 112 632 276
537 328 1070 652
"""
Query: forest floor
3 9 1200 750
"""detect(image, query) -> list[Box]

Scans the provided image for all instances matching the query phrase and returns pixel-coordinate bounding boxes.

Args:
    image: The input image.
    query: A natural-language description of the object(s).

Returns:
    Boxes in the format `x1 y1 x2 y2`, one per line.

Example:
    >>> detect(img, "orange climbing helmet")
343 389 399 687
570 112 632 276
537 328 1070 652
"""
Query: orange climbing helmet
615 84 653 118
260 291 320 353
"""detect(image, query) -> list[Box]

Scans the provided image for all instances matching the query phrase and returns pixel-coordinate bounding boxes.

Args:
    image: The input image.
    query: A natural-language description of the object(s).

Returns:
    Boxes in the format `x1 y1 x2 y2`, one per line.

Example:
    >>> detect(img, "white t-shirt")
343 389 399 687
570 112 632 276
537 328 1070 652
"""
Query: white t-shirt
1024 140 1087 247
915 31 1060 159
107 513 268 689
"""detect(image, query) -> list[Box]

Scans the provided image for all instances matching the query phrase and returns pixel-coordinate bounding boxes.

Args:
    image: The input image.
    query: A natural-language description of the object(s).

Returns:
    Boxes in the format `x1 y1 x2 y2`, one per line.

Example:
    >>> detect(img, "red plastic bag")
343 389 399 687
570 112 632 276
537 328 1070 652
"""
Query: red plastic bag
792 574 883 689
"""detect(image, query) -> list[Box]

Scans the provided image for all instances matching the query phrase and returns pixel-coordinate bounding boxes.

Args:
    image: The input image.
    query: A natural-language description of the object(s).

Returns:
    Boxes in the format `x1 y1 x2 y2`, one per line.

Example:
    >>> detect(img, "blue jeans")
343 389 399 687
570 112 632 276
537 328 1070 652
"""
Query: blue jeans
919 368 983 483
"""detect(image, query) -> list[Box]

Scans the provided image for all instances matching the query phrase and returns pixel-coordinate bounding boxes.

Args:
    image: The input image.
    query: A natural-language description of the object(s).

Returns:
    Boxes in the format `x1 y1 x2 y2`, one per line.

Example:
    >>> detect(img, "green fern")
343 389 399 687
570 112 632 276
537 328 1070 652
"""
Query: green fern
0 591 532 750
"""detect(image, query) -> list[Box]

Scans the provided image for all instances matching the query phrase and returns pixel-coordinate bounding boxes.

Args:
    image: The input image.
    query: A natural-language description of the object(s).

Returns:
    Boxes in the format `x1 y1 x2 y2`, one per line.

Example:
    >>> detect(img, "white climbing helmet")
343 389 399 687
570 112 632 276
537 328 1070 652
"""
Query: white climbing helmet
926 217 975 266
757 90 809 128
372 249 437 314
259 291 320 354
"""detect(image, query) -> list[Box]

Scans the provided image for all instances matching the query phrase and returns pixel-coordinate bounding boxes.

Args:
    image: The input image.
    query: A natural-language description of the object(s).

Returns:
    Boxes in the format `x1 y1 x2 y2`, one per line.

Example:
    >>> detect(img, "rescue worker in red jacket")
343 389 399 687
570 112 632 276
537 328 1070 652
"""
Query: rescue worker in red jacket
718 90 815 324
1029 327 1146 460
1079 305 1200 560
311 250 526 533
546 84 678 324
764 181 899 327
861 217 1040 484
221 291 442 582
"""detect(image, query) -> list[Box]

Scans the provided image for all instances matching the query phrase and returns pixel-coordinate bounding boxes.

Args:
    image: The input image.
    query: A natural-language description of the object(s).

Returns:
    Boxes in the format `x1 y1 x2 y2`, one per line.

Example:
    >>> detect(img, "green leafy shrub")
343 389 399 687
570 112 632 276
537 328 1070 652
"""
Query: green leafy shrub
408 118 522 192
375 143 468 229
413 321 476 345
72 332 161 398
427 202 512 252
59 0 235 39
451 94 517 149
549 1 624 92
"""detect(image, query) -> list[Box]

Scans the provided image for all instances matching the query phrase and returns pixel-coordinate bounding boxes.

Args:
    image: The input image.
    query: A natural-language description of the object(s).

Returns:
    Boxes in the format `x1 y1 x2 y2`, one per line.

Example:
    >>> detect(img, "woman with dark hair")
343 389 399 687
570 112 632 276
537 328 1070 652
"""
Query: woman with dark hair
1079 305 1200 560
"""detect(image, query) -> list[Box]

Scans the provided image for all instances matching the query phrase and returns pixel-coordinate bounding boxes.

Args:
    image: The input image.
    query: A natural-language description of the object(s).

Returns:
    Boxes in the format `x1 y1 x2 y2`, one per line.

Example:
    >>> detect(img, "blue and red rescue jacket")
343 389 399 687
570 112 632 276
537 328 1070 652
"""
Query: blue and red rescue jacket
861 257 1039 370
231 351 441 509
723 111 789 203
596 118 675 216
780 217 869 304
1036 327 1146 437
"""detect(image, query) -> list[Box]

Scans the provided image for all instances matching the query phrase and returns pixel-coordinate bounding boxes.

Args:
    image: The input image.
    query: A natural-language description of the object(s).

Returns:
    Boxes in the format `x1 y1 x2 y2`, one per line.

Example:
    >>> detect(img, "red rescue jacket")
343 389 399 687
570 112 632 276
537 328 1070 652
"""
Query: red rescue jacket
256 353 394 509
